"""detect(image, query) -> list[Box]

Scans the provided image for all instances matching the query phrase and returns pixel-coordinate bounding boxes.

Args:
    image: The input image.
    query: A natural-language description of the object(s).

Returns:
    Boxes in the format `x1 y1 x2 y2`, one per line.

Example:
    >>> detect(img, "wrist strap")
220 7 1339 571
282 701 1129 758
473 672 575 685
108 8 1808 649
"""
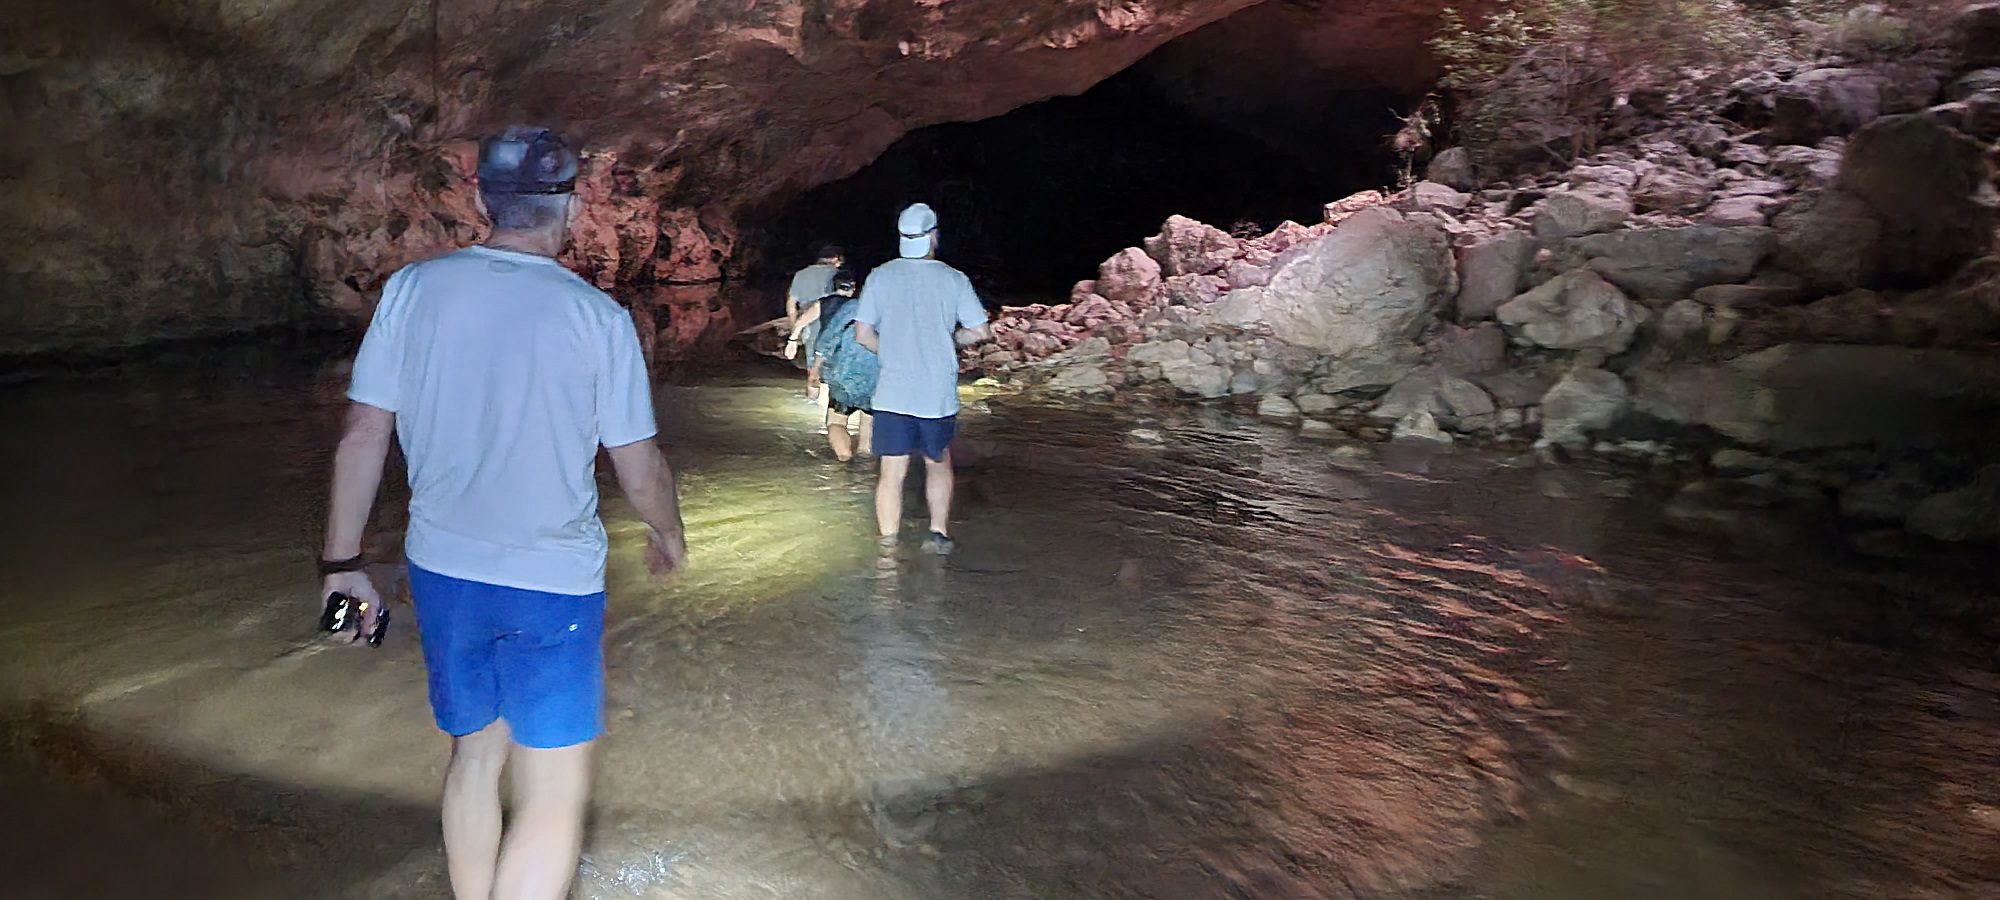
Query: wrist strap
319 554 367 575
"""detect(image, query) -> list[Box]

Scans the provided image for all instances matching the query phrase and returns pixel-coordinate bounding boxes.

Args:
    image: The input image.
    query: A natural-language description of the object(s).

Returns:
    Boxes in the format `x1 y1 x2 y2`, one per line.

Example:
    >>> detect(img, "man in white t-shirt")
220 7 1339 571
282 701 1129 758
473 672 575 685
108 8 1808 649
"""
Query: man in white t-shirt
855 203 990 555
316 126 687 900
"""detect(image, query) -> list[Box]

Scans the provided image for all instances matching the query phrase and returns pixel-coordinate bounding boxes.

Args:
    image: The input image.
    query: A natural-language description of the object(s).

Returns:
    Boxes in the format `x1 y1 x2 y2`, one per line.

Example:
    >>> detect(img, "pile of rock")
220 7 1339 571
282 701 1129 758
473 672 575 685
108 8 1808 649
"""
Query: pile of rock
975 4 2000 548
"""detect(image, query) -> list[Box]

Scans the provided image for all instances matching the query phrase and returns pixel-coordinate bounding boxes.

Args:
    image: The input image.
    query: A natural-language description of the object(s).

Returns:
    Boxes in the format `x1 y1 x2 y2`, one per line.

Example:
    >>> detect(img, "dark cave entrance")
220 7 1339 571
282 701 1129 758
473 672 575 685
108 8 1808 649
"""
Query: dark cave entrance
749 22 1419 304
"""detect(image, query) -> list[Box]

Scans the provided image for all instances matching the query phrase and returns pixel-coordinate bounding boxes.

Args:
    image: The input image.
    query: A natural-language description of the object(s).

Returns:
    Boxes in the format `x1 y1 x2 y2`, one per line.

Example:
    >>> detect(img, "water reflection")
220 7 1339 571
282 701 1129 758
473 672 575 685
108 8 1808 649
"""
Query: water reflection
1 363 1998 899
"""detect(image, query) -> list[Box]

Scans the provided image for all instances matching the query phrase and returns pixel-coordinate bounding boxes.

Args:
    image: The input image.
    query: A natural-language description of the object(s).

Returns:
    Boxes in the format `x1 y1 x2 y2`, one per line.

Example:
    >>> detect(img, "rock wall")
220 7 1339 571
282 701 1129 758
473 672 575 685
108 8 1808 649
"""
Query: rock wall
986 4 2000 550
10 0 1339 358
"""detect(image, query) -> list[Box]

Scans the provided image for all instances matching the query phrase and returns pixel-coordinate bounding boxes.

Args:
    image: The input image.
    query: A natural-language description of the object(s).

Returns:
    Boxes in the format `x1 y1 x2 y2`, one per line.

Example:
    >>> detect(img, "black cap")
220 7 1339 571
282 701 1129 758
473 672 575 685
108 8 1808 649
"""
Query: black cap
817 243 845 261
833 271 859 292
478 127 579 195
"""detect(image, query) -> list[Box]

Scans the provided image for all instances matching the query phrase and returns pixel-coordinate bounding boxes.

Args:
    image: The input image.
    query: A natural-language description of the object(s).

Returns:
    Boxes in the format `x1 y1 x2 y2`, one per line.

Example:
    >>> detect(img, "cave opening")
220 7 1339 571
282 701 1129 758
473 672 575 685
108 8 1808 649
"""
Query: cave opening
748 22 1419 304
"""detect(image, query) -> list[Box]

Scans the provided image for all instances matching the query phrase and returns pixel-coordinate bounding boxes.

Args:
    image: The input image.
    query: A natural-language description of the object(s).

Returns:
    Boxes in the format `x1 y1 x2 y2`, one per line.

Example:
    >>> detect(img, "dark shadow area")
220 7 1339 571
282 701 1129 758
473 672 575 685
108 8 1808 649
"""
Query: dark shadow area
2 699 444 900
748 28 1412 303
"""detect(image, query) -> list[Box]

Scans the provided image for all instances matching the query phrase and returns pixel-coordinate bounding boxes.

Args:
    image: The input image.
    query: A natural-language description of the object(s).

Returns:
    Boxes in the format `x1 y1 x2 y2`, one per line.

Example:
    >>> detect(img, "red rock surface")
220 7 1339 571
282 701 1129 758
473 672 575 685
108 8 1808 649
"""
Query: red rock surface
3 0 1489 358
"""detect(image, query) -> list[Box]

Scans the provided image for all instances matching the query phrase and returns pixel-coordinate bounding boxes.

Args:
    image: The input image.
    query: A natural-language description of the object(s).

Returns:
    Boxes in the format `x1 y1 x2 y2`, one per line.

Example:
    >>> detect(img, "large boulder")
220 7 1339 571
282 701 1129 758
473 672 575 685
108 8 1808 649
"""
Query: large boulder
1539 367 1629 446
1426 147 1478 192
1533 186 1632 240
1097 247 1164 307
1766 67 1889 144
1631 168 1711 215
1431 322 1508 377
1455 230 1536 322
1771 190 1886 289
1204 208 1455 383
1143 215 1238 277
1834 114 1998 285
1632 344 2000 450
1496 269 1645 354
1574 226 1775 300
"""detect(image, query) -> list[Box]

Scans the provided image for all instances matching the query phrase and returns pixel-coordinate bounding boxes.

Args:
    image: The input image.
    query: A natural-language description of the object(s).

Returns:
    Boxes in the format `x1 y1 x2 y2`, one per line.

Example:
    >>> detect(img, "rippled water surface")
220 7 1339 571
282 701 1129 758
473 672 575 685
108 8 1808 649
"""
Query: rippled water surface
4 353 2000 899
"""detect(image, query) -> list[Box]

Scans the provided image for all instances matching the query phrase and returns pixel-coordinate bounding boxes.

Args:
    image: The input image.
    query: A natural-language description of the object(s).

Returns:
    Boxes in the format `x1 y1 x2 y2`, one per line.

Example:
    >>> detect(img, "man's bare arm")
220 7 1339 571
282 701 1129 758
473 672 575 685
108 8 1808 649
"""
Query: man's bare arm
608 439 688 573
856 322 880 353
324 402 396 560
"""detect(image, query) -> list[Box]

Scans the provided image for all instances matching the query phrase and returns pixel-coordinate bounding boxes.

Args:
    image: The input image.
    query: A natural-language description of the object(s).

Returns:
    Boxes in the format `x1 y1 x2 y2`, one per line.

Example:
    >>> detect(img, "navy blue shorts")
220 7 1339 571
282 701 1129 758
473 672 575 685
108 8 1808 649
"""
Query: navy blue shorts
409 565 606 749
873 411 956 461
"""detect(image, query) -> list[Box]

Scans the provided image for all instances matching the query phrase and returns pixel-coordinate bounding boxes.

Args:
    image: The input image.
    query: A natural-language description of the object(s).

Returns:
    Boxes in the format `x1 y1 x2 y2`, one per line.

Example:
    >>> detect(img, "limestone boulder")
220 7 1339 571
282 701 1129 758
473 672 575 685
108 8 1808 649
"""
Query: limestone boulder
1455 230 1537 322
1539 367 1629 446
1097 247 1164 307
1426 147 1478 191
1771 190 1885 289
1143 215 1239 277
1204 208 1455 385
1704 195 1776 228
1575 226 1775 300
1430 322 1508 377
1496 269 1645 354
1631 168 1710 215
1834 114 1998 285
1406 181 1471 214
1766 67 1889 144
1533 187 1633 240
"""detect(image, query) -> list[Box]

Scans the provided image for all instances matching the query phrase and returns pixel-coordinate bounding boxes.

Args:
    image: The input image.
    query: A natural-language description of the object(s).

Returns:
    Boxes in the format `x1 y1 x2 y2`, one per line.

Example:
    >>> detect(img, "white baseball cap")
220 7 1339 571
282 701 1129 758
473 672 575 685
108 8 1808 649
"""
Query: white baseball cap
897 203 938 258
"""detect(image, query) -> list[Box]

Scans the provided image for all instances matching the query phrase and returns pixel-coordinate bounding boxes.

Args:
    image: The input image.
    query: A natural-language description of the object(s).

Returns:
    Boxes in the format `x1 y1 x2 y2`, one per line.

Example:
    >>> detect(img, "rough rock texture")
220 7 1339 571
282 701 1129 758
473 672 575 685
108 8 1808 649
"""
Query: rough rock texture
1575 226 1775 300
1454 231 1536 322
1496 270 1644 354
1539 368 1629 447
8 0 1292 356
1205 208 1455 373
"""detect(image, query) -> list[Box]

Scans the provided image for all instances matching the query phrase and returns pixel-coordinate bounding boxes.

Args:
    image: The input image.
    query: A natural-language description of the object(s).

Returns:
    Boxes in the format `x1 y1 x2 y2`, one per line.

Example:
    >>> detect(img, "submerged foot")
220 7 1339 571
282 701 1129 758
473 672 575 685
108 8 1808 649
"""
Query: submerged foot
922 532 955 556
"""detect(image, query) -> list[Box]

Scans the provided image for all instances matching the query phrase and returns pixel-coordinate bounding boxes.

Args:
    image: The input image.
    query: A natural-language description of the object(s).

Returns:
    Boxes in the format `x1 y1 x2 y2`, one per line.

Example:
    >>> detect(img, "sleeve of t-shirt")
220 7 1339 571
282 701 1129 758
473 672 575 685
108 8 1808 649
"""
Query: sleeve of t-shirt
855 271 883 328
346 267 414 412
597 309 660 449
954 274 989 329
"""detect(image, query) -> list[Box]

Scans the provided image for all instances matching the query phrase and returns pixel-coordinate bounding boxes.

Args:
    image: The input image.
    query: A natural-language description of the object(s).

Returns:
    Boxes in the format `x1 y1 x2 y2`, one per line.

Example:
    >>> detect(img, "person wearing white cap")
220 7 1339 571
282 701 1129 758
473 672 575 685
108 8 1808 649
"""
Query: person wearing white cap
854 202 991 554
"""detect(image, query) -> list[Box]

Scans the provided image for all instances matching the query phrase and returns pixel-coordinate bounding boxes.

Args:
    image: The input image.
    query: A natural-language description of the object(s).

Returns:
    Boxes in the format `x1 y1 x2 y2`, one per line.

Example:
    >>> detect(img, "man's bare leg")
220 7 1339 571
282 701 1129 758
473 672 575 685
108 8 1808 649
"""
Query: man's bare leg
827 410 854 461
876 454 910 538
442 721 511 900
493 741 595 900
923 450 954 537
855 412 873 457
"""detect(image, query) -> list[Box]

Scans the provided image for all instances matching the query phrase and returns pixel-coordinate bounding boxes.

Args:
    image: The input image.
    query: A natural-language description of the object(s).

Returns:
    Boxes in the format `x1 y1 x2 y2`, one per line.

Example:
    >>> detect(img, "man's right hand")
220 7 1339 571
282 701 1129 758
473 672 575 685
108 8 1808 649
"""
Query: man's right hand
321 570 385 642
645 526 687 576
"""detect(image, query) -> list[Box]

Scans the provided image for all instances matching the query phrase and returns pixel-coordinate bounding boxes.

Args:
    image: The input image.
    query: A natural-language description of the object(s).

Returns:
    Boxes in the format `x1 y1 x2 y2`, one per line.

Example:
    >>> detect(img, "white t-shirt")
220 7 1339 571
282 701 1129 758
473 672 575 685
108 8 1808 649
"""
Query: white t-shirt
854 258 988 418
348 245 657 595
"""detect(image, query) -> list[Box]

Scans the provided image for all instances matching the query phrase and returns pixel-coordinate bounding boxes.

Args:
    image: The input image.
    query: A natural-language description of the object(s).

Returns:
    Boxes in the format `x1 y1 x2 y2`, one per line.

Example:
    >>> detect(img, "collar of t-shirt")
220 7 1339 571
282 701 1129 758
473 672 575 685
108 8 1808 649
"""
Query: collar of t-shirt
470 244 563 266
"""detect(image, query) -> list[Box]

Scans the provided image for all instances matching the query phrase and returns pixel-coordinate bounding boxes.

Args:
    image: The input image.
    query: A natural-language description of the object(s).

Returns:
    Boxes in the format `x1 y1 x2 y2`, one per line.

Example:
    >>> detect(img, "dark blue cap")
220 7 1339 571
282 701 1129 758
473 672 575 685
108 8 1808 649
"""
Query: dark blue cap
477 126 579 195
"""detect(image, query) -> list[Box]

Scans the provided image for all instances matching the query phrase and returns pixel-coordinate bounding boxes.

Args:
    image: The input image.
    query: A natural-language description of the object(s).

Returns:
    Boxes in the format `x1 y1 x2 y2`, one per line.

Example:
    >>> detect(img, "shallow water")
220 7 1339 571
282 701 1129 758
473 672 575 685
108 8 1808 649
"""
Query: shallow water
4 357 2000 899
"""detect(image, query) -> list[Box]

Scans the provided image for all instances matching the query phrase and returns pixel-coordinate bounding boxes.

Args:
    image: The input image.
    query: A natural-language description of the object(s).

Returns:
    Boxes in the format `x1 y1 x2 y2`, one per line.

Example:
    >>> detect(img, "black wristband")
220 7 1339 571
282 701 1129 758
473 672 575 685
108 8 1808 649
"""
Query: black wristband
318 555 368 575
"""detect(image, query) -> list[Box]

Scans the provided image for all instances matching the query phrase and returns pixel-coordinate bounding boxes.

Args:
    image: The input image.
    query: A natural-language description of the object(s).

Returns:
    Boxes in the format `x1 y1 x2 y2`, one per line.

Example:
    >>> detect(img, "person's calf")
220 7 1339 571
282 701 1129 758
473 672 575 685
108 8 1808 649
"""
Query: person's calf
493 741 594 900
442 722 511 900
922 452 955 539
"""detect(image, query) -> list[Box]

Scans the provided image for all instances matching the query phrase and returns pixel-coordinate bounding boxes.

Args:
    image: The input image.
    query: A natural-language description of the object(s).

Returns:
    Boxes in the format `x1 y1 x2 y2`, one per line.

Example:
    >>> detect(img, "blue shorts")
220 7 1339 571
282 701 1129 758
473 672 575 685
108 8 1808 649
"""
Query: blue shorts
409 565 606 749
873 411 956 461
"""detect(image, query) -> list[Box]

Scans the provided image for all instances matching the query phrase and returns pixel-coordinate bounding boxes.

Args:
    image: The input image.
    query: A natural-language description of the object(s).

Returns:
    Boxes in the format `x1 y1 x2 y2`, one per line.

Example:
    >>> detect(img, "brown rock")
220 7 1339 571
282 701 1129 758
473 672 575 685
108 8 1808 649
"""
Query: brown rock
1097 247 1165 307
1143 215 1239 277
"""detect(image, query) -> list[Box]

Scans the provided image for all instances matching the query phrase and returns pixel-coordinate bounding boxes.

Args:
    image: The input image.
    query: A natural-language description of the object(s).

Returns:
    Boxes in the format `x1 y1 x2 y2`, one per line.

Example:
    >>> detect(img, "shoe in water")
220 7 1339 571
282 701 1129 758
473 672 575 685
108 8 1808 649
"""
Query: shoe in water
922 532 955 556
